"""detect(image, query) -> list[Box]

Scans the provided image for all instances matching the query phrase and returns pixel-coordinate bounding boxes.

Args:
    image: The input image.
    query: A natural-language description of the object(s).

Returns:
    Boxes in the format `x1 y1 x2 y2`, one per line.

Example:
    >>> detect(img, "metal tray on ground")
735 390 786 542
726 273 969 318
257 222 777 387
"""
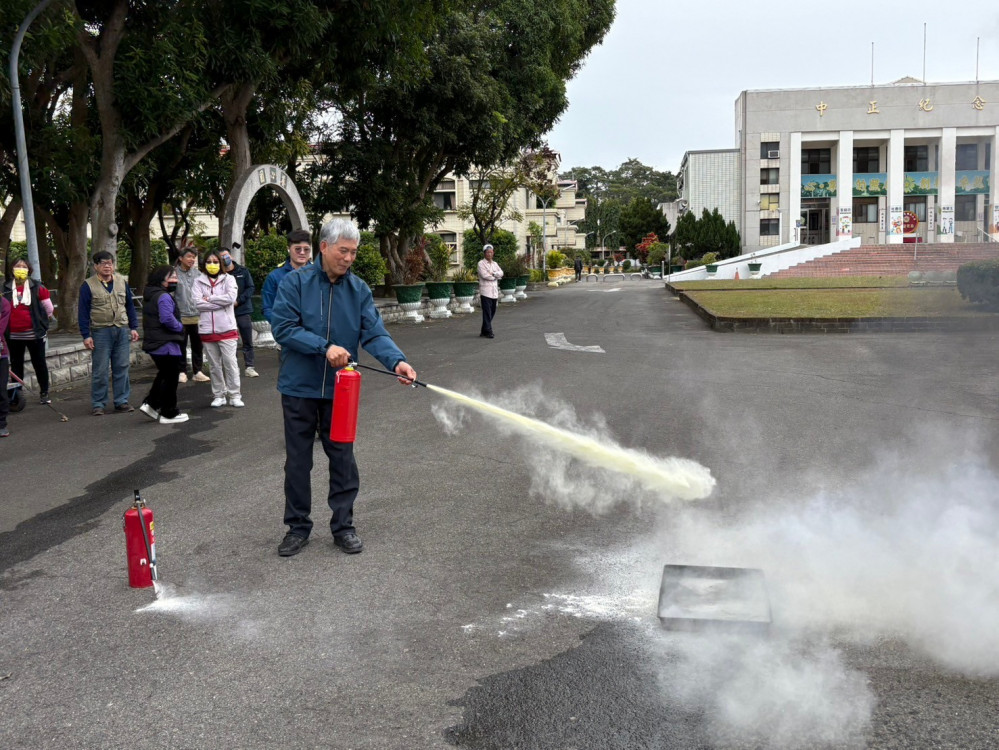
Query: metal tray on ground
657 564 771 634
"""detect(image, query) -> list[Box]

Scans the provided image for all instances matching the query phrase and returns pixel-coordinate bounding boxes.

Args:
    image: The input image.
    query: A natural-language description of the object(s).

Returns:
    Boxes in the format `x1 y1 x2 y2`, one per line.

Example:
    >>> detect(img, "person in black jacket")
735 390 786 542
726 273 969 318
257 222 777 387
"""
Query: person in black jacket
139 266 188 425
221 246 258 378
2 259 54 403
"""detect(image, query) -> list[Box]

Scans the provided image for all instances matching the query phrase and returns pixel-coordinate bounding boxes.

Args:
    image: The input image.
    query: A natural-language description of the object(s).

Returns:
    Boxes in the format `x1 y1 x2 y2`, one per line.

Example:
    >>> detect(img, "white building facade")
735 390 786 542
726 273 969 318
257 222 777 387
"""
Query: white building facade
676 148 742 234
737 79 999 250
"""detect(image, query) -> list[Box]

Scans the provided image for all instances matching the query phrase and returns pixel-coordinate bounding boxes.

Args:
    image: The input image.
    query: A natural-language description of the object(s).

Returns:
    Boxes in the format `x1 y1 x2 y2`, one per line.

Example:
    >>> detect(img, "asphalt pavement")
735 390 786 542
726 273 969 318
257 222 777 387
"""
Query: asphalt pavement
2 278 999 749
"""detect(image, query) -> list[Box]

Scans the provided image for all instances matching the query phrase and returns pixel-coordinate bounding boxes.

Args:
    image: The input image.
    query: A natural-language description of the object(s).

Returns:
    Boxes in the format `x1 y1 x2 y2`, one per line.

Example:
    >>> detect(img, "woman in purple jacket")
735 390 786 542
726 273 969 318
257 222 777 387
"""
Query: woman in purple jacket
140 266 188 425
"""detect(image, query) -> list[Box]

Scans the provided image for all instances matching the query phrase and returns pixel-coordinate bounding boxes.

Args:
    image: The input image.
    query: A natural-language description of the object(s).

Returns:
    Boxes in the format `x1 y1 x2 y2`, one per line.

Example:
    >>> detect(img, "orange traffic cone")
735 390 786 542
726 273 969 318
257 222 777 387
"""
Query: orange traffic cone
734 270 740 280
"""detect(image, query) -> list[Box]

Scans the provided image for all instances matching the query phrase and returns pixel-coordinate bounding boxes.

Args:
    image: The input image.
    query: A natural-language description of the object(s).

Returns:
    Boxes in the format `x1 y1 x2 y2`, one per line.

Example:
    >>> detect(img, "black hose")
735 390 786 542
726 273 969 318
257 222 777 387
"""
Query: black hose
348 362 428 388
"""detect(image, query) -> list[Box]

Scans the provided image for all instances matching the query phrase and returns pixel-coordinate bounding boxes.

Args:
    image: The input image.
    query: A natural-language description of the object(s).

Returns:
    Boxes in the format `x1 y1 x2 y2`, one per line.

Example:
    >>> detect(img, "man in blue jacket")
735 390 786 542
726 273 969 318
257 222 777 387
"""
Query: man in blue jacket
271 218 418 557
261 228 313 323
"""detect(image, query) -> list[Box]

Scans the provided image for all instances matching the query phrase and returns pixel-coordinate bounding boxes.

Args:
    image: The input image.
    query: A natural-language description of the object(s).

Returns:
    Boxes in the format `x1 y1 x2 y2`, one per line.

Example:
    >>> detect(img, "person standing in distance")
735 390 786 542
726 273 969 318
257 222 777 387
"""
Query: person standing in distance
270 218 417 557
78 251 139 415
174 245 209 383
477 243 502 338
220 246 258 377
262 229 313 324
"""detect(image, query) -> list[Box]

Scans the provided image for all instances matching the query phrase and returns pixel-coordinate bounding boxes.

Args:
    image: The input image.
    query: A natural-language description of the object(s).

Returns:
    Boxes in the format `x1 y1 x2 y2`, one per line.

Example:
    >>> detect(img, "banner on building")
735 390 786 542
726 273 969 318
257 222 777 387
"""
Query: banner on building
992 204 999 236
853 173 888 196
928 205 935 236
889 205 904 235
955 171 990 195
879 208 886 232
903 171 939 195
938 206 954 236
801 175 837 198
837 207 853 237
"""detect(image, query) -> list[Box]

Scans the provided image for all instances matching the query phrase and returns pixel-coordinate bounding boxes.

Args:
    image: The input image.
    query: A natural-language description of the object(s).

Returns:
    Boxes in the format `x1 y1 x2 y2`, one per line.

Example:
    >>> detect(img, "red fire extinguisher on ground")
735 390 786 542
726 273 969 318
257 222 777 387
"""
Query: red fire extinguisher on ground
330 363 362 443
123 489 158 588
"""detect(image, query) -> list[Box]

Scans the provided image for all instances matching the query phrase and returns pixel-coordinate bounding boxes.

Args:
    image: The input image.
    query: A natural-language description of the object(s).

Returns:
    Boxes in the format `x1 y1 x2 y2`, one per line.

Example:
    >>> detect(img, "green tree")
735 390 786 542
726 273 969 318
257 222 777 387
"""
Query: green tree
619 197 671 258
462 229 518 271
673 211 698 261
354 231 389 290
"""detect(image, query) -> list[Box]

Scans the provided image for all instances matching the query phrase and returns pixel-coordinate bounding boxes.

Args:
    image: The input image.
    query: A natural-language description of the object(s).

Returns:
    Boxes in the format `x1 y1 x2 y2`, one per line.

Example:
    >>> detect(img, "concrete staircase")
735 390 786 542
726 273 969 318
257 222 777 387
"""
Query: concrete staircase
771 242 999 278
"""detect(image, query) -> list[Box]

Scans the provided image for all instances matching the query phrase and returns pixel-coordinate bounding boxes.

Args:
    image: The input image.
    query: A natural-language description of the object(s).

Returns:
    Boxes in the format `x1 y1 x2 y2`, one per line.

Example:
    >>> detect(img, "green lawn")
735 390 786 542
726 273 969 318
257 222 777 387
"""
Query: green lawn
682 287 987 318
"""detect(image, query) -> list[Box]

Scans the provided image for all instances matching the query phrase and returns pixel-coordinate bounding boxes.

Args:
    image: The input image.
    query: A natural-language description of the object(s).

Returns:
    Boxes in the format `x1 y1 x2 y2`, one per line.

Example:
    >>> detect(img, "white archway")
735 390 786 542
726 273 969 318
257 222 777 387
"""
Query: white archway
220 165 310 263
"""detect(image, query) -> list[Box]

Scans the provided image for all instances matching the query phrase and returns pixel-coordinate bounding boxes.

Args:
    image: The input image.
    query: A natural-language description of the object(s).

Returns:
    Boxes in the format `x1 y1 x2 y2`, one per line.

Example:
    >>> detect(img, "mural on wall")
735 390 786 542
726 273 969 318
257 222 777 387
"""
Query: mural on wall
956 170 990 194
938 206 954 236
903 171 939 195
801 175 837 197
853 173 887 196
837 207 853 237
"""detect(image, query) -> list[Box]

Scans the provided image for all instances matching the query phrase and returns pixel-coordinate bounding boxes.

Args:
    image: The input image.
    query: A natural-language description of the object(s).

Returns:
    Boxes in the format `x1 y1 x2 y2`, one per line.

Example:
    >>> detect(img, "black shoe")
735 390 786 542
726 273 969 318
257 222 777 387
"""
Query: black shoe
40 392 51 405
114 403 135 413
333 532 364 554
278 533 309 557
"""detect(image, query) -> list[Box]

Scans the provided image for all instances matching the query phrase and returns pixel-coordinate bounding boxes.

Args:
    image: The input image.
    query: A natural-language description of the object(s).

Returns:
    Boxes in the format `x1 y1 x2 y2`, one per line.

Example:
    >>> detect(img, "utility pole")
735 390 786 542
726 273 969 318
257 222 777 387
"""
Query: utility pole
8 0 55 281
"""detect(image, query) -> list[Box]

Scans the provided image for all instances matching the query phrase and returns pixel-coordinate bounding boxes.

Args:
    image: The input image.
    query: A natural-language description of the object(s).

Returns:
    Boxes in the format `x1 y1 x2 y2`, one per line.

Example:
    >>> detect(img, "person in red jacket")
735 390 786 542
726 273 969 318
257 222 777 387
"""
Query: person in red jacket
2 259 54 404
0 295 11 437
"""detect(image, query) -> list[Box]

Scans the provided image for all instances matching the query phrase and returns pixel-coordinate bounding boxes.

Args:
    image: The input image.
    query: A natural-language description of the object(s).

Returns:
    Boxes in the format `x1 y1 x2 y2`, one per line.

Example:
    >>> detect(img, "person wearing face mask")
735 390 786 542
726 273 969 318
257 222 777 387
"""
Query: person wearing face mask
2 259 54 405
139 265 188 424
0 295 10 437
193 251 242 408
220 246 258 378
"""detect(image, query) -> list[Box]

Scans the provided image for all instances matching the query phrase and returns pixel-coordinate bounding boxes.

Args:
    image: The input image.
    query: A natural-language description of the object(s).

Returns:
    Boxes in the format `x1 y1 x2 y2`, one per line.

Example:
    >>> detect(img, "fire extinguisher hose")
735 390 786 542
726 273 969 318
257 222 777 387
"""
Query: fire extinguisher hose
133 489 158 582
348 362 428 388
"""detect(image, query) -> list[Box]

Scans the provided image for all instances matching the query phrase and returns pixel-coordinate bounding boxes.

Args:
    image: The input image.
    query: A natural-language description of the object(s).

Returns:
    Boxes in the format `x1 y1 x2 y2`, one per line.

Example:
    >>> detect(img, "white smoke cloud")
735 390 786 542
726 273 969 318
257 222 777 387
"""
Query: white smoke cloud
430 382 715 513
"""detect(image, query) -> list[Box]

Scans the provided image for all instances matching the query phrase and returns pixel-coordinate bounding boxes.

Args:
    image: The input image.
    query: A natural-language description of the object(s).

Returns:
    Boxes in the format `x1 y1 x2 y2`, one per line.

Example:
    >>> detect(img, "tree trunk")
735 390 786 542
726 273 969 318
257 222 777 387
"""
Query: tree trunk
0 196 22 274
39 201 89 333
35 210 55 286
219 81 257 247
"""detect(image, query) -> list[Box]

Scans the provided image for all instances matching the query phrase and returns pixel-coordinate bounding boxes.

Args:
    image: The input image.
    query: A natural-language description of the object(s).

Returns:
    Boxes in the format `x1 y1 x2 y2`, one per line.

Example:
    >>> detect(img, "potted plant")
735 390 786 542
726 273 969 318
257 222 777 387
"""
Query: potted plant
748 261 763 278
450 266 477 313
510 254 530 299
392 241 427 322
499 256 520 303
423 235 453 318
702 252 719 275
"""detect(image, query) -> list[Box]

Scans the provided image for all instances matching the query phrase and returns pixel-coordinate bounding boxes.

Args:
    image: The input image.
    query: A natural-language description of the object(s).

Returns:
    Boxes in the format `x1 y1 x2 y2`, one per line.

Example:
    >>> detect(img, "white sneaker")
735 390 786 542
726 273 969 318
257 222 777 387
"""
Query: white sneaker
192 372 211 382
229 397 245 408
245 367 259 378
159 413 189 424
139 403 160 421
211 397 227 408
178 372 188 383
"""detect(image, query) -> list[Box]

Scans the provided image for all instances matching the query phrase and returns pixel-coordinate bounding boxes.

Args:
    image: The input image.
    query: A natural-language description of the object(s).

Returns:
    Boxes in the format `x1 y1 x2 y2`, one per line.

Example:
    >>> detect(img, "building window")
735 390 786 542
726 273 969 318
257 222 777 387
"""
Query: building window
801 148 831 175
760 194 780 210
903 199 926 222
853 199 878 223
904 145 928 171
854 147 879 173
760 218 779 236
956 144 979 171
432 192 455 210
760 168 779 185
955 195 977 221
760 141 780 159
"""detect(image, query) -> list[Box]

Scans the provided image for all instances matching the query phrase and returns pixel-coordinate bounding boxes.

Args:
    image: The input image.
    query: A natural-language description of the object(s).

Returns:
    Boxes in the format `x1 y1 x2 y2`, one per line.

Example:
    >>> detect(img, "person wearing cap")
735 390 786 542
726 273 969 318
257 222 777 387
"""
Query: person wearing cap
174 244 210 383
262 228 313 324
476 243 503 338
270 218 417 558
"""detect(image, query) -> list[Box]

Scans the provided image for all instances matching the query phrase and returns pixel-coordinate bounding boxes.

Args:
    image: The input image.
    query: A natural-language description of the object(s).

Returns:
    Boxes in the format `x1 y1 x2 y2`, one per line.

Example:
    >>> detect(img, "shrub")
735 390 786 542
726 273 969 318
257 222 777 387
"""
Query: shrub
245 229 292 291
546 250 567 269
701 252 719 266
462 229 518 270
957 259 999 305
622 259 632 271
353 232 388 290
529 269 545 283
647 243 668 267
424 233 451 281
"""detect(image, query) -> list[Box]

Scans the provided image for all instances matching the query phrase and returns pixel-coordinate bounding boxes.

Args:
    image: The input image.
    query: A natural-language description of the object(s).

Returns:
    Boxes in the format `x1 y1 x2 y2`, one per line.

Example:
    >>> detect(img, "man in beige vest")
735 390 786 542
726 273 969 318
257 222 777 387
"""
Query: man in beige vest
78 250 140 416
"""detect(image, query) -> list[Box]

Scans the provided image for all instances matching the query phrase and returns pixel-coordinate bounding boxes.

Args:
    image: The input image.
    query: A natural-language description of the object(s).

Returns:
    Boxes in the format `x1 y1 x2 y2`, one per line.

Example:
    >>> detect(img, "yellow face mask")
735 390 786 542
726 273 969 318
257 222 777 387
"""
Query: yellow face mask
13 268 29 281
205 263 221 275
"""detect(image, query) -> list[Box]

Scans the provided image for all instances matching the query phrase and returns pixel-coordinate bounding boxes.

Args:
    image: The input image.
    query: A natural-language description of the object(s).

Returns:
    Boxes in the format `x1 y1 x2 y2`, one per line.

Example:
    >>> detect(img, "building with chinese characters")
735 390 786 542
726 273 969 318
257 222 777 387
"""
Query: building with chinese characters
736 78 999 250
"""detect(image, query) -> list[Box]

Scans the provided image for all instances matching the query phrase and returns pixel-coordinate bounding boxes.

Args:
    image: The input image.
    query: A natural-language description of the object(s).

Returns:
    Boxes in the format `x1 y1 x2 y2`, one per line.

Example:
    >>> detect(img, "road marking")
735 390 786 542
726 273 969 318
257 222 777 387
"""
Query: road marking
545 332 605 353
585 287 622 292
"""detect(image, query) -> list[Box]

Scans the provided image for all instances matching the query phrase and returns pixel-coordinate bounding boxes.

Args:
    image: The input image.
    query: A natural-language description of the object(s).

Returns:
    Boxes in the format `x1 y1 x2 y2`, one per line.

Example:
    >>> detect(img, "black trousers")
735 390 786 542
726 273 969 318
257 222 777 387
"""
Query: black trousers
8 338 49 393
282 394 359 539
182 323 204 372
144 354 184 418
235 313 254 367
480 295 498 336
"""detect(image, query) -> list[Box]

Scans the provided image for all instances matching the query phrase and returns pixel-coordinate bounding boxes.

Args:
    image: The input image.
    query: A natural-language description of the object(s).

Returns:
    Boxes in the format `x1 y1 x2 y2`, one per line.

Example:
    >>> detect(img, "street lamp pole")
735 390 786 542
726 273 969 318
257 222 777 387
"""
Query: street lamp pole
9 0 54 282
540 195 552 274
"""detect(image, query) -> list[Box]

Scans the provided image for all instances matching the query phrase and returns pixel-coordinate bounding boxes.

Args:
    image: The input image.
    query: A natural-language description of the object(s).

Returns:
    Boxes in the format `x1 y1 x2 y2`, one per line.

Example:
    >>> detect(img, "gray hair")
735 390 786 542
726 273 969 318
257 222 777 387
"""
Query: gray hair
320 218 361 246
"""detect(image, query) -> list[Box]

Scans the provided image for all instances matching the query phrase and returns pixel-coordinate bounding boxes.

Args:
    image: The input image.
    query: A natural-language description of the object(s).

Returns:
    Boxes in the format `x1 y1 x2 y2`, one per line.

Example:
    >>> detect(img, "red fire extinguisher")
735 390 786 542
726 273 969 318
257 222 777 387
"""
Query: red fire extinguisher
123 489 158 588
330 364 362 443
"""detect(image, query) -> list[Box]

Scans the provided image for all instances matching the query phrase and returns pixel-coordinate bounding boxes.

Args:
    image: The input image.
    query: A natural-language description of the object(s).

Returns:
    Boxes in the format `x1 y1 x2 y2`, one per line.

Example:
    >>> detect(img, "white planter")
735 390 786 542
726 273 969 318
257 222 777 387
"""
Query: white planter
500 286 517 303
454 295 475 313
515 283 527 300
428 297 452 319
398 301 425 322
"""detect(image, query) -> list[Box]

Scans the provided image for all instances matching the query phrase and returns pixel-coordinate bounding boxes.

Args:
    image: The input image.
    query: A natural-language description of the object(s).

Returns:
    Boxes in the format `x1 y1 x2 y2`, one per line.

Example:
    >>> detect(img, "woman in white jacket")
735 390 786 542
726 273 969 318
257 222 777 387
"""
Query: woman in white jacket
194 250 243 407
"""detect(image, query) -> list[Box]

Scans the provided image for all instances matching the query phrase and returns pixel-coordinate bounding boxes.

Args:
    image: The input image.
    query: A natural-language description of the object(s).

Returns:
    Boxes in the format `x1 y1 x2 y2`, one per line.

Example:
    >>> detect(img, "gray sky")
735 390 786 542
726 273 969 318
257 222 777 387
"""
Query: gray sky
547 0 999 174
